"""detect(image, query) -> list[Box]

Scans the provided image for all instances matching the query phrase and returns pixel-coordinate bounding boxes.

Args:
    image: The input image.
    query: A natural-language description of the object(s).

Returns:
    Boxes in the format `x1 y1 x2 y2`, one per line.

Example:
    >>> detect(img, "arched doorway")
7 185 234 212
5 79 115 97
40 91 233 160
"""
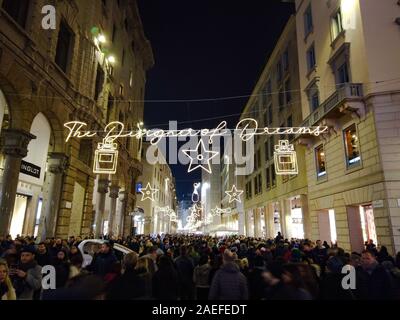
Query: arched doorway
8 113 53 238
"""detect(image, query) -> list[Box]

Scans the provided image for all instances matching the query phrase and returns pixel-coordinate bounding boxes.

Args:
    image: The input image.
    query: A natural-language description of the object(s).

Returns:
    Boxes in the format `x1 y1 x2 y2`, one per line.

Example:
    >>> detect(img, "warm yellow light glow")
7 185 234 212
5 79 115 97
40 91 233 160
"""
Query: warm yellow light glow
341 0 357 30
107 55 116 64
98 34 106 43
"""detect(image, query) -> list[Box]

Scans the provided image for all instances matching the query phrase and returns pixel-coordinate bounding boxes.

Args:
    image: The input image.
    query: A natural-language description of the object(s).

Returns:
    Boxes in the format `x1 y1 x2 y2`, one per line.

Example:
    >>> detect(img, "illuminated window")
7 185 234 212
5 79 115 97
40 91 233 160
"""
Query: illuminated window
343 124 361 167
315 144 327 178
331 8 344 41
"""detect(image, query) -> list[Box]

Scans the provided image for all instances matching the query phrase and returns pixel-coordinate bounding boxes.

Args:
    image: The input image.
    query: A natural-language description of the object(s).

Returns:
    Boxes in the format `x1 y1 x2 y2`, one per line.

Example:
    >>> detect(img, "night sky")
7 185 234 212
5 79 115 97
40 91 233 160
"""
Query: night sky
138 0 294 200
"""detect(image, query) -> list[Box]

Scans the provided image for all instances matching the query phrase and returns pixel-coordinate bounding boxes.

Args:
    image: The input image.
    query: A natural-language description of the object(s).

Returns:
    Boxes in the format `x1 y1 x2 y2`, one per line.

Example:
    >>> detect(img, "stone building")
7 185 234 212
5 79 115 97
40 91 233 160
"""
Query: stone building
295 0 400 254
239 0 400 255
240 16 307 240
0 0 153 239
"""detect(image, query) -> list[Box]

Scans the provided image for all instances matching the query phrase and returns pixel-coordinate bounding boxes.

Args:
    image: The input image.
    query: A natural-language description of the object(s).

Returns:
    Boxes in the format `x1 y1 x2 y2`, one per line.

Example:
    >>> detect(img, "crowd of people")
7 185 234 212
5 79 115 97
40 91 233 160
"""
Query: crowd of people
1 232 400 300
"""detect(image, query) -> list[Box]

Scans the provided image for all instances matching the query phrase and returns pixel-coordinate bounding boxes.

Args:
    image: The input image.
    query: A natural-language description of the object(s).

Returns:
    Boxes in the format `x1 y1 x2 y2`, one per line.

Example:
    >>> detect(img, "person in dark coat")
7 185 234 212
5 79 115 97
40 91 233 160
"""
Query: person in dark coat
208 249 248 300
52 250 71 288
36 242 52 267
89 243 117 278
152 255 179 300
247 255 267 300
319 256 355 300
174 246 195 300
357 250 395 300
106 252 146 300
262 260 310 300
377 246 395 264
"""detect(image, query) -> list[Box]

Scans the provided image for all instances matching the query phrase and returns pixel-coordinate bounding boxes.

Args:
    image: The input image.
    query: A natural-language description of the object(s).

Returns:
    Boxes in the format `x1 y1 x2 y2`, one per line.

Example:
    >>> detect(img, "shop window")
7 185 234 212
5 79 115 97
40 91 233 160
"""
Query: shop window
343 124 361 167
315 144 327 178
2 0 29 28
55 20 74 73
360 205 377 246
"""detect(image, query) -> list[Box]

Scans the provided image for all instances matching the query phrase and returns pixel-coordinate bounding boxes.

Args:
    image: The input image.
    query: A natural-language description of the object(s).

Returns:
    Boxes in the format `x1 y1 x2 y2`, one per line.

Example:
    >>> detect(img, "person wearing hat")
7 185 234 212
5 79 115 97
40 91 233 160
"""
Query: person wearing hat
208 249 249 300
10 246 42 300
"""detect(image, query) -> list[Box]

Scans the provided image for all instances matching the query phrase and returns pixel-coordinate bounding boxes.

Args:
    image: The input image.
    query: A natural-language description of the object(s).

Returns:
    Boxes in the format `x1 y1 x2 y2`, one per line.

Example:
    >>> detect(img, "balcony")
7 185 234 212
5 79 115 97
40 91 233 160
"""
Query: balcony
302 83 364 127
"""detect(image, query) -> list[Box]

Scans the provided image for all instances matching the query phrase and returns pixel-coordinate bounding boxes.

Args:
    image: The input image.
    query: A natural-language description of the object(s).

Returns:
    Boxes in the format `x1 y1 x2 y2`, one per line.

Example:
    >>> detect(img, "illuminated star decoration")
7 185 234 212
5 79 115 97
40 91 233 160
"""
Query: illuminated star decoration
211 206 232 216
140 183 159 202
225 185 244 203
182 139 219 174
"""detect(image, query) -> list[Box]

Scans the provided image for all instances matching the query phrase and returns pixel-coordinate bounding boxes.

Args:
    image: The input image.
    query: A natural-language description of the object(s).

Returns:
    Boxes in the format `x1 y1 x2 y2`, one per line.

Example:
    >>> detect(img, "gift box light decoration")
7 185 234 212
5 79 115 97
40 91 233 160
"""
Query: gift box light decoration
273 140 298 175
93 138 119 175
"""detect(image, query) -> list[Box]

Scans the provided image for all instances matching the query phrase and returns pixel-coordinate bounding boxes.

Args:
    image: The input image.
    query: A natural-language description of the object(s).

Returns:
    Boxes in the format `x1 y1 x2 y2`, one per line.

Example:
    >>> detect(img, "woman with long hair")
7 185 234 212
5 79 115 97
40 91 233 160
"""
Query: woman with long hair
0 259 16 300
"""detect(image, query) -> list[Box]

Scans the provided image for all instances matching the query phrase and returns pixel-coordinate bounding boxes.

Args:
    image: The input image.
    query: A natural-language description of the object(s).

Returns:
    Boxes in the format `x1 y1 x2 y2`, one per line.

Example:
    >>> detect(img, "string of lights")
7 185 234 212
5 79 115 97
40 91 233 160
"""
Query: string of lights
0 77 399 104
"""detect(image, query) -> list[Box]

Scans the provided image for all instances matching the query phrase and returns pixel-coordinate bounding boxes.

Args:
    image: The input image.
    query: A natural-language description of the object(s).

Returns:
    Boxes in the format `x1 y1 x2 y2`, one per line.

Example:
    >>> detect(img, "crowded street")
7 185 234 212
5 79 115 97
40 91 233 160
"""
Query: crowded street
1 0 400 306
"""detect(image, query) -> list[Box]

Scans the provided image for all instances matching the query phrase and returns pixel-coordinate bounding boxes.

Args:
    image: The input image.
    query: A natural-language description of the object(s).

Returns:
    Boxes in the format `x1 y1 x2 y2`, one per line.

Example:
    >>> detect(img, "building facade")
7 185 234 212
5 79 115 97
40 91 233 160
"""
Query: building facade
0 0 153 239
239 0 400 255
295 0 400 254
240 16 308 240
137 142 177 235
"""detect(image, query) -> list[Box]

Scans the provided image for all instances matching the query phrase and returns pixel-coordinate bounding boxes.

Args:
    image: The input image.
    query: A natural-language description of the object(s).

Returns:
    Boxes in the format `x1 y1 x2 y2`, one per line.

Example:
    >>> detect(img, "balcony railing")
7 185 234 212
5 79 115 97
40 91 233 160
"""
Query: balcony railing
302 83 363 127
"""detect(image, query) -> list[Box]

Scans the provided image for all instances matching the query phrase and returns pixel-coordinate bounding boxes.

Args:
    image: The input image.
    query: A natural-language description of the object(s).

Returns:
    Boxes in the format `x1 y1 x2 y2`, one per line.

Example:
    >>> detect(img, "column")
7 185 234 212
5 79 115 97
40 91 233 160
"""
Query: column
0 129 35 237
118 191 128 237
143 216 152 235
37 153 68 240
280 199 292 240
264 204 272 239
254 208 261 238
108 185 120 237
300 194 311 240
94 179 109 238
244 211 249 236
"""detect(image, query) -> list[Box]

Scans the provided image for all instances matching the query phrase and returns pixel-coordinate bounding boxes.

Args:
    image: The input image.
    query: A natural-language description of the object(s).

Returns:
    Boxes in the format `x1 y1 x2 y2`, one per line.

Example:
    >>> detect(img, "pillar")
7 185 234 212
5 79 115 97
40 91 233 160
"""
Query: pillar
118 191 128 237
280 199 292 240
300 194 311 240
0 129 35 237
94 178 109 237
37 153 68 240
143 216 152 235
108 185 120 237
254 208 261 238
264 204 273 239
